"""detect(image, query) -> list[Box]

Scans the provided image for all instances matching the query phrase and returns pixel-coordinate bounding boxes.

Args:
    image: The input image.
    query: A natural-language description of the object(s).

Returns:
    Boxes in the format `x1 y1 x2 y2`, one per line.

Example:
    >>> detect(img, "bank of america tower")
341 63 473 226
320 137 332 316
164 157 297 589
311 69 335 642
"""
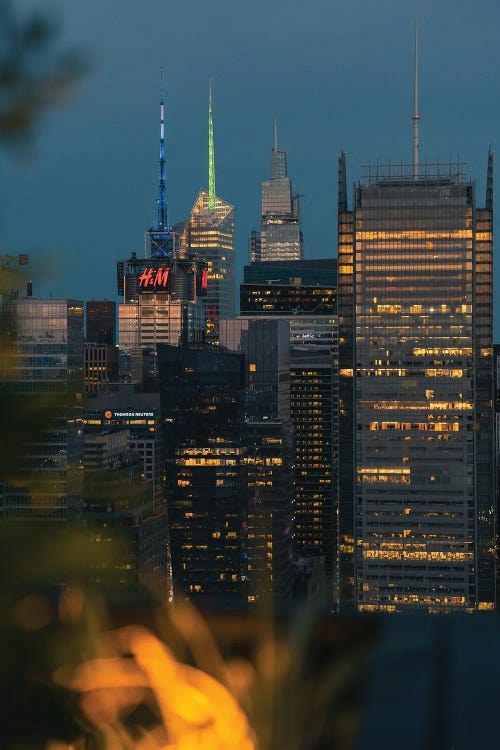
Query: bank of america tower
337 19 495 612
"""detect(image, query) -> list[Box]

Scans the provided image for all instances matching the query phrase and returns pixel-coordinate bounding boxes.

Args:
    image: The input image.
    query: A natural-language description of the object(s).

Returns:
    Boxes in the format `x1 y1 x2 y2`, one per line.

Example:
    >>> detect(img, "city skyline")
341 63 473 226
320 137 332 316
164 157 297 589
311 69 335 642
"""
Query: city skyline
0 0 497 325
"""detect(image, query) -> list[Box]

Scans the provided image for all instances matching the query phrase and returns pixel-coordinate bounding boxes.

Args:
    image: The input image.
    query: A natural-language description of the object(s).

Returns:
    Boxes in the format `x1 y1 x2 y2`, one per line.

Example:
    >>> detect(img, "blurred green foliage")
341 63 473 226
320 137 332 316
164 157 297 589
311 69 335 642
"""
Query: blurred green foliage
0 0 86 144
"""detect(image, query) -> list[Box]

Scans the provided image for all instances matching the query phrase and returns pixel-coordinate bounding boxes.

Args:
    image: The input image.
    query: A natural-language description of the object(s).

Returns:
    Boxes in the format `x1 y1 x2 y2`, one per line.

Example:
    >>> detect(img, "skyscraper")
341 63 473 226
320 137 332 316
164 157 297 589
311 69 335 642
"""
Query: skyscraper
117 79 207 380
157 345 247 611
241 277 336 316
222 261 338 602
85 301 118 392
338 152 495 612
83 386 171 602
250 122 303 264
84 385 167 515
0 297 84 523
83 429 169 602
338 11 495 611
243 417 295 612
184 84 235 344
186 189 234 343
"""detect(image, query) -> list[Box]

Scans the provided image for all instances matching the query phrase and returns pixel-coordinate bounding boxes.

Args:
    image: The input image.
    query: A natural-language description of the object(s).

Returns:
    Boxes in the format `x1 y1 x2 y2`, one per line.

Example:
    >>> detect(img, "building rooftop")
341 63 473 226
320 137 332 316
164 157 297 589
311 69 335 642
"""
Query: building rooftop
360 160 469 186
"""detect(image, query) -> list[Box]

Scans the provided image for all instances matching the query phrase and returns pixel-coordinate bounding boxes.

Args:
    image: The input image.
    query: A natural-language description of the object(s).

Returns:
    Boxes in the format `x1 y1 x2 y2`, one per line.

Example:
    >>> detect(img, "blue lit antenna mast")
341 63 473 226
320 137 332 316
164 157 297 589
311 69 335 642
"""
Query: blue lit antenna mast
148 67 171 257
158 67 168 231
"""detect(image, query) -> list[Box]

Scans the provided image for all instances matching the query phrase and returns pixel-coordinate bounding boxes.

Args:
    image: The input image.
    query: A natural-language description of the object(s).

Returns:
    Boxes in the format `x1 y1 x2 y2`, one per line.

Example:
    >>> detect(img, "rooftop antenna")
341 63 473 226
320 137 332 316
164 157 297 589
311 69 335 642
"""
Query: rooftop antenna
157 66 168 232
274 117 278 151
208 78 216 210
412 0 420 179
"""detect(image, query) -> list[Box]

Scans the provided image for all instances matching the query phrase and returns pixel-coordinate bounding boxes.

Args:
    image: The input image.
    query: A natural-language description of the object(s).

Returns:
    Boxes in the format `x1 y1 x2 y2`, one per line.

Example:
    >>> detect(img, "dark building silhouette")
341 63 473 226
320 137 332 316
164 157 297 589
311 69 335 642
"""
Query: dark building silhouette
83 429 168 602
86 300 116 346
243 418 295 611
243 259 337 286
157 345 247 611
83 385 171 603
494 344 500 604
222 318 296 612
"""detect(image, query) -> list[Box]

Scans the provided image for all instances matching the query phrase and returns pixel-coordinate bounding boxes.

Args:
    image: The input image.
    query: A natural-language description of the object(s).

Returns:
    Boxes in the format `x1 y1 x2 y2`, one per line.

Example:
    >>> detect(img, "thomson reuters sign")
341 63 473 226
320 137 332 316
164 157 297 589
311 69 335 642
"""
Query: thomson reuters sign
103 410 154 419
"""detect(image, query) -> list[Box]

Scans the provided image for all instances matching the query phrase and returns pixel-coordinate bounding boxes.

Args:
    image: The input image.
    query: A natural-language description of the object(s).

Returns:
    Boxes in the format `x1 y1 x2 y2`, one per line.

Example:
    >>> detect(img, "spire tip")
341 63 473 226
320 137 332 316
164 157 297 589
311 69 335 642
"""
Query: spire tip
208 78 216 209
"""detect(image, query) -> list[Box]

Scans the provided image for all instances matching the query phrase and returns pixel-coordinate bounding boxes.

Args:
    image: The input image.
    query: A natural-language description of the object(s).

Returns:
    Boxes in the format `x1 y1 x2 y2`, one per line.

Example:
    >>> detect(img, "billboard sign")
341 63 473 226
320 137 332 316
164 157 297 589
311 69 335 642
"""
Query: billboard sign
138 266 170 291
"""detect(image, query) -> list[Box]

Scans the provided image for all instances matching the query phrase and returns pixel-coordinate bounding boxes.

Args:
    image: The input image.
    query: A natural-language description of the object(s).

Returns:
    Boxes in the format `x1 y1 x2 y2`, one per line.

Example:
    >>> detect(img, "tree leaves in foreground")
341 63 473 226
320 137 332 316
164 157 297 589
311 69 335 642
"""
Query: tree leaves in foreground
0 0 86 143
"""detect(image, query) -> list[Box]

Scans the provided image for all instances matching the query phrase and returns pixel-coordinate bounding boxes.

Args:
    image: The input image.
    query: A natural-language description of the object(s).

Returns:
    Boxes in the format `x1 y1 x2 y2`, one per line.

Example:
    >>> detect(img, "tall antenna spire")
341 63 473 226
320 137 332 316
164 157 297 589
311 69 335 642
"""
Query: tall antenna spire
274 117 278 151
208 78 216 210
412 0 420 179
157 66 168 231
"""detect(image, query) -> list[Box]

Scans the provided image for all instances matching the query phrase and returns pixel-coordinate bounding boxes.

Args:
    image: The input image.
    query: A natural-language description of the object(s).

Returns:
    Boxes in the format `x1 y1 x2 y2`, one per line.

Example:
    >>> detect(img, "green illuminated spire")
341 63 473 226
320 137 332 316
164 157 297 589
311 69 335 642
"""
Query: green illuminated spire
208 78 216 210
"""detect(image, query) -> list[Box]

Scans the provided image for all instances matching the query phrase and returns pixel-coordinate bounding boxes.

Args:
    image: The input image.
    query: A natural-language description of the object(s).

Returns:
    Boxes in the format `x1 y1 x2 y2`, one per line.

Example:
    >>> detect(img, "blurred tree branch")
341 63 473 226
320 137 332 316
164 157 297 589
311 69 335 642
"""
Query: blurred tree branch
0 0 86 143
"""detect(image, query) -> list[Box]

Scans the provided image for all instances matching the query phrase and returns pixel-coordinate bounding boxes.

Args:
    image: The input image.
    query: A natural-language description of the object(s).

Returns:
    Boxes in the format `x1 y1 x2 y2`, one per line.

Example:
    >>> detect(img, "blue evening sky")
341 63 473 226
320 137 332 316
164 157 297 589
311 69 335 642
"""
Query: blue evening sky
1 0 498 329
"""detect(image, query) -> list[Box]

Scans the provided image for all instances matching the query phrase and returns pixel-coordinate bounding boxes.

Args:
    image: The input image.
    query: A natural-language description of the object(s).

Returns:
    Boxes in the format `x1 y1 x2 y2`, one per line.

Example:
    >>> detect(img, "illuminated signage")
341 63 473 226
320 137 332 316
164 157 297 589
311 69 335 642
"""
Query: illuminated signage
114 411 154 418
103 410 155 418
138 267 170 290
201 269 208 290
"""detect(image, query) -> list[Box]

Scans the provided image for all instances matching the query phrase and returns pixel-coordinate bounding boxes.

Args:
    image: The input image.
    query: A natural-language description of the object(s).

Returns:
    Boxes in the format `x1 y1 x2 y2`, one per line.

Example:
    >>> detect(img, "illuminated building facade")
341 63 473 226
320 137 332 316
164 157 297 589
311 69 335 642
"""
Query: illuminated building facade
84 343 119 394
186 189 235 344
241 258 336 317
338 155 495 612
179 87 235 345
117 255 207 382
0 298 84 522
241 282 336 316
157 345 247 611
221 300 338 601
116 84 207 377
240 320 295 612
250 129 303 263
290 320 338 597
243 418 295 612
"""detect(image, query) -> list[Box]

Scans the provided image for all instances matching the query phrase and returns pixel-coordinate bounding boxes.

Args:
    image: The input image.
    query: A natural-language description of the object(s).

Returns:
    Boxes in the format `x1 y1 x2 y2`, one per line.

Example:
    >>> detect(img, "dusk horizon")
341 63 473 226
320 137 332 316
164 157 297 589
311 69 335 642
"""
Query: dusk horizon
0 0 497 327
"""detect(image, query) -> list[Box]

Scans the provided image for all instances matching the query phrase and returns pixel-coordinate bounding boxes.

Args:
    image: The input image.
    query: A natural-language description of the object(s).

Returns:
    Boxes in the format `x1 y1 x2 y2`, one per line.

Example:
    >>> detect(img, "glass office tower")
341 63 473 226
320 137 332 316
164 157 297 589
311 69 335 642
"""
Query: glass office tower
338 154 495 612
187 189 235 344
0 298 84 522
220 312 338 602
157 344 247 611
250 137 303 264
